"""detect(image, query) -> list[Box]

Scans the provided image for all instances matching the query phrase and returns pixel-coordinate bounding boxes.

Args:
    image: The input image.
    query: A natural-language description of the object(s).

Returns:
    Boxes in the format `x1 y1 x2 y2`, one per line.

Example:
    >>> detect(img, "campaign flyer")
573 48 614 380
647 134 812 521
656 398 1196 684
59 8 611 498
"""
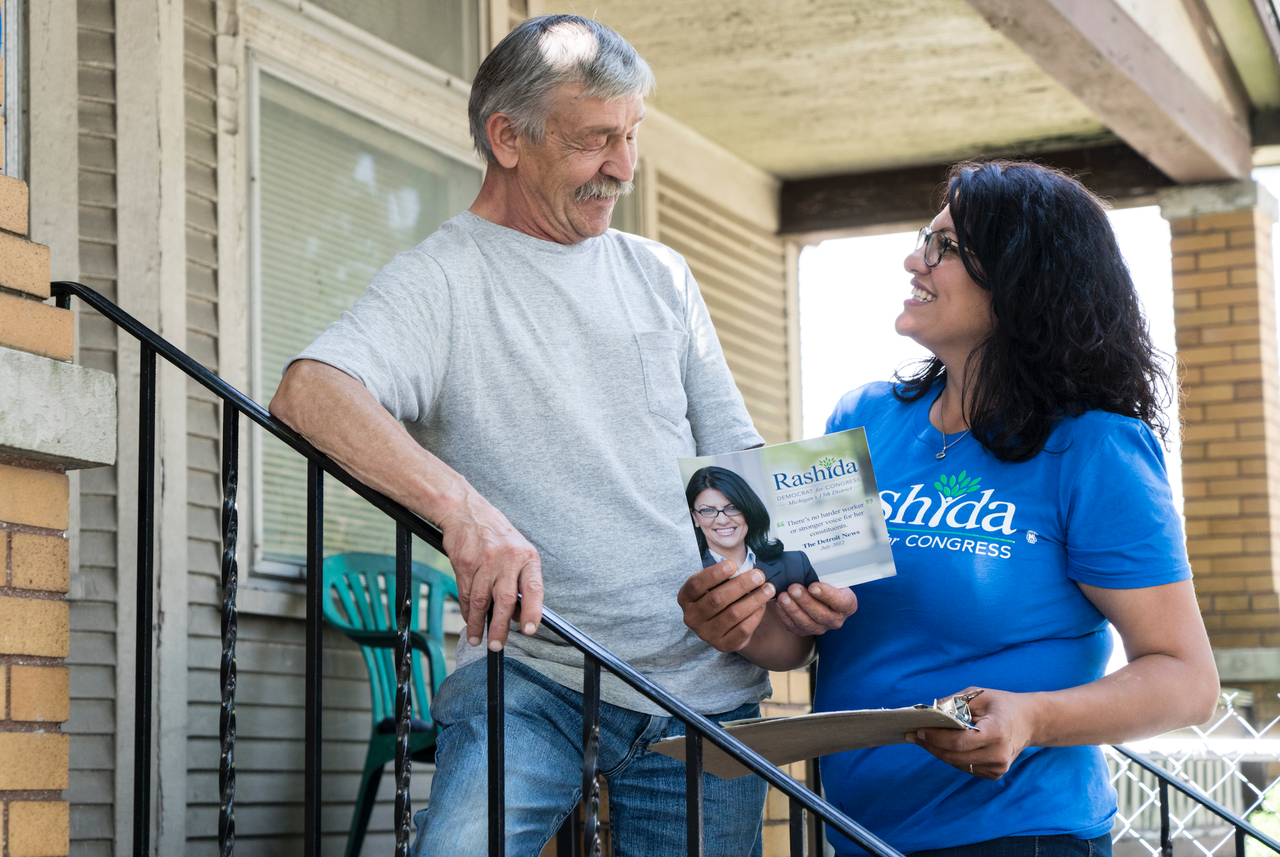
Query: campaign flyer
679 428 895 587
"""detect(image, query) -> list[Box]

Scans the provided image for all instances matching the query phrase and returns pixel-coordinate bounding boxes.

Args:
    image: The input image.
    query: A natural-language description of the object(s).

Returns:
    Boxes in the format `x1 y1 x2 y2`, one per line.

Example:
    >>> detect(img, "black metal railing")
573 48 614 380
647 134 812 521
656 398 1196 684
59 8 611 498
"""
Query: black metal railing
52 278 1280 857
1110 746 1280 856
53 280 898 857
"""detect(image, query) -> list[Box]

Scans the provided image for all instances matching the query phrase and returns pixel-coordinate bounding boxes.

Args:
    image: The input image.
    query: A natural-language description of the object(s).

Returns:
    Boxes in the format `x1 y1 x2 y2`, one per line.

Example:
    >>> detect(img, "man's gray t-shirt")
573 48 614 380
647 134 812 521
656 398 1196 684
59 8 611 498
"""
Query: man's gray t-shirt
294 211 768 714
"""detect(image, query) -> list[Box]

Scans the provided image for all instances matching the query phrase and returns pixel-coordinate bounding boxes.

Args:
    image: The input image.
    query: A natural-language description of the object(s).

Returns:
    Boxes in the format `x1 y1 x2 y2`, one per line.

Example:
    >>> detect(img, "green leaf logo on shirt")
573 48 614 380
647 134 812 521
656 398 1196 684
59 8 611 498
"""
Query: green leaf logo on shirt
934 471 982 499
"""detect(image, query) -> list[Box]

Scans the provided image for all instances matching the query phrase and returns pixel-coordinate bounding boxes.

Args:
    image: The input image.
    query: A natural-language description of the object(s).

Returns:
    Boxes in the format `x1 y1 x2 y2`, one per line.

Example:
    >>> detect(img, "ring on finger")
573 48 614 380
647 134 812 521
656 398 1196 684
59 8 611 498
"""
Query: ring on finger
968 764 974 775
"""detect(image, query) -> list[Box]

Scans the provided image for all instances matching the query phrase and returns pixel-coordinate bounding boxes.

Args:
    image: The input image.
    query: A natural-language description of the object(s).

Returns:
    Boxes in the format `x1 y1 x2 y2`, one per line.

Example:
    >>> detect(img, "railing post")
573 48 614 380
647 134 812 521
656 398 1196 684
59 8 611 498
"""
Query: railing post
686 727 704 857
134 344 157 857
1236 826 1246 857
1109 745 1280 856
556 814 579 857
790 797 807 857
45 281 913 857
394 523 413 857
304 463 324 857
807 664 824 857
488 642 505 857
1159 779 1171 857
219 404 239 857
582 655 602 857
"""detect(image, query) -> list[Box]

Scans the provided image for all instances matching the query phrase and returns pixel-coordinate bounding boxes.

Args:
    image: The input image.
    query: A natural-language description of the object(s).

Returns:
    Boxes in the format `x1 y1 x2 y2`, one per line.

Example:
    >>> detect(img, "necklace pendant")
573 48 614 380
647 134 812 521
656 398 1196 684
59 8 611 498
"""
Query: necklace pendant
936 450 947 460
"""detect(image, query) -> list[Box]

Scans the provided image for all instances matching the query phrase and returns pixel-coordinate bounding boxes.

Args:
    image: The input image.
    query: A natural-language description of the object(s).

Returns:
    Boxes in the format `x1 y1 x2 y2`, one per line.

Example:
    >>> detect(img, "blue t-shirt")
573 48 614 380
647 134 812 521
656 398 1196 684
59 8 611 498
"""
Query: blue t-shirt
818 382 1190 855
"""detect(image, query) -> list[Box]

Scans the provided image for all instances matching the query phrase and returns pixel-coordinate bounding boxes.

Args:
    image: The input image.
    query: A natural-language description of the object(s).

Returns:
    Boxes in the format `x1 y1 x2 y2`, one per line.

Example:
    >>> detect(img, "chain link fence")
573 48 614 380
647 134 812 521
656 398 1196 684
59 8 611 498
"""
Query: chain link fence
1109 690 1280 857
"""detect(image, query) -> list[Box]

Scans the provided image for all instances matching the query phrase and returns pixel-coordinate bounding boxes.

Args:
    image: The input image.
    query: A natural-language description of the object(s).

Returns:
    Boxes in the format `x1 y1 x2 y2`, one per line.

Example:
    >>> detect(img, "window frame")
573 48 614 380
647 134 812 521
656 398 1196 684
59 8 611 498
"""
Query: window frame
243 29 482 584
304 0 485 85
4 0 22 177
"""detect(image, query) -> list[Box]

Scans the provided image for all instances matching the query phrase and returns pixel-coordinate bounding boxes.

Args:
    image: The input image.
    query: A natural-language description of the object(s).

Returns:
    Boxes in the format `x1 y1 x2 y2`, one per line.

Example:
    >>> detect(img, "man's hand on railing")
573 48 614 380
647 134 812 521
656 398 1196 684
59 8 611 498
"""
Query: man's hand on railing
437 489 544 651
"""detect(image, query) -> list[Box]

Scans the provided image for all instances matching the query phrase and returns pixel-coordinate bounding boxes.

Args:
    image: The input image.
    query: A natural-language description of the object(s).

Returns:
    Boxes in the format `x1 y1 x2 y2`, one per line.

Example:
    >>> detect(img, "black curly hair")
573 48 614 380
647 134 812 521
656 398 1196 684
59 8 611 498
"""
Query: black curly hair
895 160 1172 462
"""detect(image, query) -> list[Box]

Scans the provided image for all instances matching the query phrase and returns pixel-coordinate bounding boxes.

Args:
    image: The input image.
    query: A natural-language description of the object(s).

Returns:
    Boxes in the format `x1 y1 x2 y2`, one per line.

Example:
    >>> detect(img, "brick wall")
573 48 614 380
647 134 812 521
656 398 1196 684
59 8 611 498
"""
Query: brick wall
761 665 816 856
0 172 71 857
1168 204 1280 645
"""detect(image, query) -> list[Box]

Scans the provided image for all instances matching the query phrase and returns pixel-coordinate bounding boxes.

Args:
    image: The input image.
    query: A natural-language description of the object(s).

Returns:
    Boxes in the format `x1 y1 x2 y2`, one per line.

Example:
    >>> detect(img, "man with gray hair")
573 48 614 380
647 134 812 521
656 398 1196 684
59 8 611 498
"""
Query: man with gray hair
271 14 848 855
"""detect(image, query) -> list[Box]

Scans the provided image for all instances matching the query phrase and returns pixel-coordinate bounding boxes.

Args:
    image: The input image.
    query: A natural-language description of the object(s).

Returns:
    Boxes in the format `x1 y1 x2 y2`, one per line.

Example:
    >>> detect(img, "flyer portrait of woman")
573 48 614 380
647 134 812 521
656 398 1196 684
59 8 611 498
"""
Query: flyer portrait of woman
685 465 819 591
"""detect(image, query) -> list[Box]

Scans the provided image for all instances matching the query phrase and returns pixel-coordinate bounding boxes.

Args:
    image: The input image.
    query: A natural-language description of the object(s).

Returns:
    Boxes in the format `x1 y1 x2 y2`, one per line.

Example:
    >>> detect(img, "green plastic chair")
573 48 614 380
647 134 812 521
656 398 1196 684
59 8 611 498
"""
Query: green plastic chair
322 552 459 857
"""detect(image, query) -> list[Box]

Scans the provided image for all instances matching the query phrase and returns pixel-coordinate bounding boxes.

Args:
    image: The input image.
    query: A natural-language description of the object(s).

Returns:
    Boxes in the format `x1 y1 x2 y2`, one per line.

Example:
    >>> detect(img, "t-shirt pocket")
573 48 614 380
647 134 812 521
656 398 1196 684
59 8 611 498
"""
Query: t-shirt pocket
634 330 689 425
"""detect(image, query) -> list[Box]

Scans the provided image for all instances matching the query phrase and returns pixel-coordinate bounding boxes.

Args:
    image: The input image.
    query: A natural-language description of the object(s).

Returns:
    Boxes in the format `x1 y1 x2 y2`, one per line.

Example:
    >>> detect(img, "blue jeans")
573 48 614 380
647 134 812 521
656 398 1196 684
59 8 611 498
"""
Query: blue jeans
411 657 767 857
909 834 1113 857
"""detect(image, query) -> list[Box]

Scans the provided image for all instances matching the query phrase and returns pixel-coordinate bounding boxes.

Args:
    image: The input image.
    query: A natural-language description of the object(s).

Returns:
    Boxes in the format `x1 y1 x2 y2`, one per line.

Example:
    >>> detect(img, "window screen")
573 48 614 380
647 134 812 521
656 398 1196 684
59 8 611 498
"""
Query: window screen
255 72 482 574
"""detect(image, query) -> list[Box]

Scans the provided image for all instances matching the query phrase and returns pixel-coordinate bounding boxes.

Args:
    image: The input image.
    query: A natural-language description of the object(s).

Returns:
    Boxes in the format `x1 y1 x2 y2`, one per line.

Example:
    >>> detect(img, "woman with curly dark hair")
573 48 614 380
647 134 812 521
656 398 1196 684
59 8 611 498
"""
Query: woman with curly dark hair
680 161 1218 857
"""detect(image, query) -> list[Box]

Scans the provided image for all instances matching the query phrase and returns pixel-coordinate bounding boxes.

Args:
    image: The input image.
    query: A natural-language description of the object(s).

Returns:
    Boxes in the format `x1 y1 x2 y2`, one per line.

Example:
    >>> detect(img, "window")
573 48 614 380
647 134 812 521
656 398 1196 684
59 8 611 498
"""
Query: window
3 0 21 177
309 0 481 81
251 71 482 576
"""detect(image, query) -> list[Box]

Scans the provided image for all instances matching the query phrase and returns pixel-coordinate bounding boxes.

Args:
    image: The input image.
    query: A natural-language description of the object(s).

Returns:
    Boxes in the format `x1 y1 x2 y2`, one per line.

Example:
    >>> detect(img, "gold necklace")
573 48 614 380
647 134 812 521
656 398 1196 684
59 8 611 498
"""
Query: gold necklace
936 401 970 460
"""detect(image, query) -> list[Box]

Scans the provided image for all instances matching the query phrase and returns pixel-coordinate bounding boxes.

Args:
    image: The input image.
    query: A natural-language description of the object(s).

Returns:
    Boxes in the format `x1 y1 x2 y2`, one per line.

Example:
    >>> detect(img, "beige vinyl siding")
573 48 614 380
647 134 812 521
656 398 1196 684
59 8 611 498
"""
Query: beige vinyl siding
508 0 528 31
655 172 791 444
70 0 120 853
183 0 223 624
184 616 435 856
183 0 228 849
184 0 222 599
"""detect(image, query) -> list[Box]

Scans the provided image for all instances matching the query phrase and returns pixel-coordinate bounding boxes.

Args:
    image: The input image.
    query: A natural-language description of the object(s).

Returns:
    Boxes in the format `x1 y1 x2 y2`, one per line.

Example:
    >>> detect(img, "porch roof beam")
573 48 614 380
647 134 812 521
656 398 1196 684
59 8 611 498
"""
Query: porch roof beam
1246 0 1280 84
964 0 1252 184
778 144 1174 238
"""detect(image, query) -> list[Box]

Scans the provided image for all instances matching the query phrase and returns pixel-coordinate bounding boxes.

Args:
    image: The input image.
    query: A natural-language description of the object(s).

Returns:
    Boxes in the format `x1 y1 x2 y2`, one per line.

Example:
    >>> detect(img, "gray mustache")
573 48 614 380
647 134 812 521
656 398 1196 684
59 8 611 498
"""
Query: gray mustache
576 177 635 202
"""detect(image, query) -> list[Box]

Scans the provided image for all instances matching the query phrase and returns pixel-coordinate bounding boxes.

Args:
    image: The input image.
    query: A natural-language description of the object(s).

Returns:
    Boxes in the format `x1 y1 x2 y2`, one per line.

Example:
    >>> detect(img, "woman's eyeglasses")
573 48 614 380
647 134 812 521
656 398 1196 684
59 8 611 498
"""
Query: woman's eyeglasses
693 505 742 519
916 226 967 268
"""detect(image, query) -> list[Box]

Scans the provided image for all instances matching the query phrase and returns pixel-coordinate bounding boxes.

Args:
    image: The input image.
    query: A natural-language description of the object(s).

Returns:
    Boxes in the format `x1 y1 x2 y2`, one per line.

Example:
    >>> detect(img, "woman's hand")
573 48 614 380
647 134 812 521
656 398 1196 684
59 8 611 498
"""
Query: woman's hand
906 688 1041 780
678 560 775 653
775 583 857 636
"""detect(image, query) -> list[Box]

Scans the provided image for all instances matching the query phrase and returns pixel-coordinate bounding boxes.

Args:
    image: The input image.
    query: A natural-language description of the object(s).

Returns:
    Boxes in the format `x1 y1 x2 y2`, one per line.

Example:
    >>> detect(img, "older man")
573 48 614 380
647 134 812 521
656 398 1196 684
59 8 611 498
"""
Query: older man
271 14 851 856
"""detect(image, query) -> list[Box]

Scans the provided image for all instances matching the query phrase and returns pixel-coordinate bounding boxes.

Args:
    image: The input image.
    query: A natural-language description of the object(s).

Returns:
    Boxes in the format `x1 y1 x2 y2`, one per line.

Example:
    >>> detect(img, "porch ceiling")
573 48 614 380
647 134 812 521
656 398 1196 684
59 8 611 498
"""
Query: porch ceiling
574 0 1118 180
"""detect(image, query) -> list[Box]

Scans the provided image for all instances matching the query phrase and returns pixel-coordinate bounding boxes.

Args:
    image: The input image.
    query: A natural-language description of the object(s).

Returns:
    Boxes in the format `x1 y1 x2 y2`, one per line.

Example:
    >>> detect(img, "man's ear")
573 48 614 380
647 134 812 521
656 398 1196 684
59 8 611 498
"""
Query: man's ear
486 113 520 169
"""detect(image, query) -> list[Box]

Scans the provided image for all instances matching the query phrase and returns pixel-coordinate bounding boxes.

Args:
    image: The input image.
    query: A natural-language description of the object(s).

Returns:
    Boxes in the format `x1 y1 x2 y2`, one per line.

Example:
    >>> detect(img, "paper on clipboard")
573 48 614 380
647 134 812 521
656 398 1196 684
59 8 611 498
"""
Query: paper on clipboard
650 694 981 780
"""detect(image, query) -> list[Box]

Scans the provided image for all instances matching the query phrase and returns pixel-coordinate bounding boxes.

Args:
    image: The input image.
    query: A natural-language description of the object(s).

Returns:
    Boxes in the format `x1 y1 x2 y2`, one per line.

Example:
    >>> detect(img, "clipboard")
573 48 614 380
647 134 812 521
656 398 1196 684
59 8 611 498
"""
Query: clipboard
649 692 981 780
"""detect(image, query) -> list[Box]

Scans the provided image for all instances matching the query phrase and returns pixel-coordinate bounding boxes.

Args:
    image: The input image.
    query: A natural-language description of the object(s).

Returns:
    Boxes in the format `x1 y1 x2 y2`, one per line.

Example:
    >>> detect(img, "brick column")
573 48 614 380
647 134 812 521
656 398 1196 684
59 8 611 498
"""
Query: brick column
0 175 72 857
761 665 815 857
1161 182 1280 650
1158 180 1280 737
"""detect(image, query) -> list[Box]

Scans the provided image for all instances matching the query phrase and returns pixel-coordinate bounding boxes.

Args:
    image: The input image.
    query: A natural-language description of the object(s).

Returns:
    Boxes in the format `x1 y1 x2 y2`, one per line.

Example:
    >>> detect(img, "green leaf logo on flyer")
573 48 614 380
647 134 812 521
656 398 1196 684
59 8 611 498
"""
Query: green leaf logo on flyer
817 456 837 467
934 471 981 499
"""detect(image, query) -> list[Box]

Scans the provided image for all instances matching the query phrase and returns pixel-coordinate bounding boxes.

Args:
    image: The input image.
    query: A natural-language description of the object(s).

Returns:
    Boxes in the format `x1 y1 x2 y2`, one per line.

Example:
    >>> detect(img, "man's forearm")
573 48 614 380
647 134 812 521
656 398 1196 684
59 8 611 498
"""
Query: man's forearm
269 359 468 523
